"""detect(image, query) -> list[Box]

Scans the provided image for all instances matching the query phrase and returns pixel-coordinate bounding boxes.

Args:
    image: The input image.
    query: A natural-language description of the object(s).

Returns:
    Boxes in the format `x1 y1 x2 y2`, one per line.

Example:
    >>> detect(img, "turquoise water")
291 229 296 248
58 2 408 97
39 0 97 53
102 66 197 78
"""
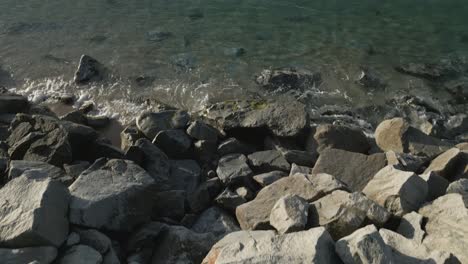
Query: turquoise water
1 0 467 121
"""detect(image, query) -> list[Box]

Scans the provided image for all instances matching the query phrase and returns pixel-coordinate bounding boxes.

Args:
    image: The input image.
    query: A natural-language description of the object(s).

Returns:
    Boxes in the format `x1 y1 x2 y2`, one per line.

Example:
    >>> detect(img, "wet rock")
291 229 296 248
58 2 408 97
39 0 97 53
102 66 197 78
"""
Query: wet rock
61 110 87 125
152 190 185 221
356 67 386 89
202 98 308 137
397 212 425 243
445 79 468 104
146 29 172 42
335 225 394 264
153 129 192 157
253 170 286 187
136 110 190 140
217 137 255 156
420 172 449 201
269 195 309 234
312 124 371 154
202 227 340 264
0 93 29 114
363 166 428 216
187 120 219 141
419 194 468 263
215 188 247 211
74 55 104 84
57 245 102 264
169 159 200 195
133 138 170 188
380 228 461 264
395 57 465 81
0 247 57 264
236 173 346 230
0 176 69 247
312 149 388 191
310 190 390 240
216 154 253 186
446 179 468 205
423 147 466 180
191 207 240 239
86 115 110 129
255 67 322 92
68 159 157 231
289 163 313 176
188 177 222 213
247 150 291 173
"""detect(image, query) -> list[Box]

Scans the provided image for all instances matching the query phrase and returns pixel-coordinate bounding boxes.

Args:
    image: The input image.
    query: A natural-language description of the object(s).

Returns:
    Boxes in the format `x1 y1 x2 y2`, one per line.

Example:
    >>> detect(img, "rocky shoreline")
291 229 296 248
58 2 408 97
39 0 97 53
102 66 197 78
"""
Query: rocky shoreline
1 60 468 263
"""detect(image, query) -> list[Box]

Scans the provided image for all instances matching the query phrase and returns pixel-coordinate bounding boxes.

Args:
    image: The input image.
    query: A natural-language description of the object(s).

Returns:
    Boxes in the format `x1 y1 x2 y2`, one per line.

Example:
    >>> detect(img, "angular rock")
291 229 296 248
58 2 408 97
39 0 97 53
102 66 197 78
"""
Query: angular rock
380 228 460 264
188 177 222 213
395 58 464 81
446 179 468 206
169 159 200 195
419 194 468 263
253 170 286 187
312 124 370 154
385 151 426 172
420 172 449 201
202 227 341 264
255 67 322 92
363 166 428 216
310 190 390 240
74 55 104 84
63 161 90 179
69 159 157 231
57 245 102 264
397 212 425 243
153 129 192 157
7 160 66 182
187 120 218 141
335 225 394 264
136 110 190 140
0 94 29 114
120 123 142 151
201 98 308 137
247 150 290 173
216 154 253 186
217 137 255 156
312 149 388 191
289 163 313 176
0 247 57 264
192 207 240 239
281 149 317 167
270 195 309 234
236 173 346 230
0 176 69 247
133 138 170 188
375 118 409 153
215 188 247 211
423 147 466 180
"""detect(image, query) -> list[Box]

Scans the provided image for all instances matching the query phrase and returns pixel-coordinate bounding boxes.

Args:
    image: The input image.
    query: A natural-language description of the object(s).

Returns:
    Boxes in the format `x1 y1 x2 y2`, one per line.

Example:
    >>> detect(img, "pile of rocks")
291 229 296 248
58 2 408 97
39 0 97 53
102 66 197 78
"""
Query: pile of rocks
0 89 467 264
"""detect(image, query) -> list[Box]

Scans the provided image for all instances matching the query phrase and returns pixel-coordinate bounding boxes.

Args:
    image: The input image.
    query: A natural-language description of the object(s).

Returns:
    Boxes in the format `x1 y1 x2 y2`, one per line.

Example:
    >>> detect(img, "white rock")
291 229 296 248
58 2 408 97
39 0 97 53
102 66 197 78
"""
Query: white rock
269 195 309 234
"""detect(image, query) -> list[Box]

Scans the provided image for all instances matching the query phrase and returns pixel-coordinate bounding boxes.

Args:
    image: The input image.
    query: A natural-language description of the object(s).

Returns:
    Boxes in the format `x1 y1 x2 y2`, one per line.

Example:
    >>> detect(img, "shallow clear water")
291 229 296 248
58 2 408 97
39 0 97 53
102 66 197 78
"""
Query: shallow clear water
1 0 467 123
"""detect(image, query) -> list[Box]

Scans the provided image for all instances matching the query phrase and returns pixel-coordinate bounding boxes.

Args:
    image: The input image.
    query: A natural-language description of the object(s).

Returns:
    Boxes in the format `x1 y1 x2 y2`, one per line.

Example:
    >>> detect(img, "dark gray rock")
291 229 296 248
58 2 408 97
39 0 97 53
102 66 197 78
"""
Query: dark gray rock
63 161 90 179
120 123 142 151
133 138 170 188
136 110 190 140
74 229 111 255
74 55 104 84
0 247 57 264
281 149 317 167
248 150 291 173
153 129 192 157
186 120 218 141
255 67 322 92
420 172 450 201
57 245 102 264
385 151 427 172
0 94 29 114
446 179 468 206
188 177 222 213
152 190 186 221
0 175 70 247
253 171 287 187
312 124 371 154
395 57 465 81
217 137 256 156
191 207 240 239
169 159 200 195
215 188 247 211
7 160 72 185
355 67 386 89
86 115 110 129
216 154 253 186
270 195 309 234
312 149 388 191
68 159 158 231
201 98 308 137
193 139 217 162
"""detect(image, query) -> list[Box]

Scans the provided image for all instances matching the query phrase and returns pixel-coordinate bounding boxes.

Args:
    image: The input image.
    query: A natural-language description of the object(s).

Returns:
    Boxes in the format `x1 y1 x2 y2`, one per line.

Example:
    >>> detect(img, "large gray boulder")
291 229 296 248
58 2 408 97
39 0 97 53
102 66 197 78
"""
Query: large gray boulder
192 207 240 239
201 98 308 137
269 195 309 234
188 177 222 213
133 138 170 188
74 55 104 84
236 173 346 230
202 227 341 264
312 149 388 191
0 176 69 247
310 190 390 240
187 120 219 141
423 148 467 180
217 137 255 156
168 159 200 195
363 166 428 216
57 245 102 264
335 225 394 264
0 93 29 114
152 129 192 157
7 160 72 185
216 154 253 186
419 194 468 263
68 159 157 231
136 110 190 140
0 246 57 264
247 150 291 173
312 124 370 154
